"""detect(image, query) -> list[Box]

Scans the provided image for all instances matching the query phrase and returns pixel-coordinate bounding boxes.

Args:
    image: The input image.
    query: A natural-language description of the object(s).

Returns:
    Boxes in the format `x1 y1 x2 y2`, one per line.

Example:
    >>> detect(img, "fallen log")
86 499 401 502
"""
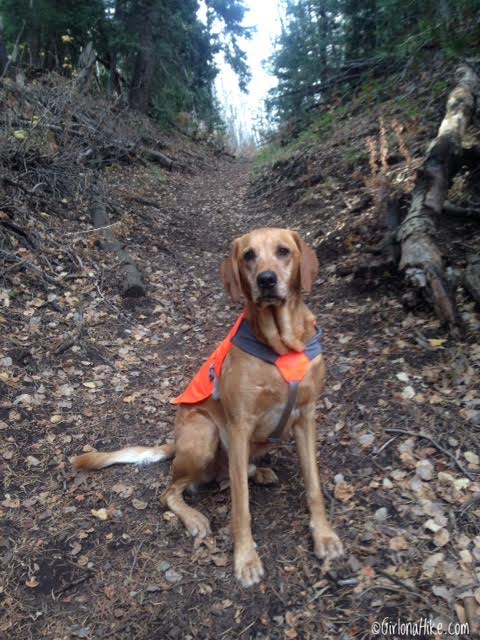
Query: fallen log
139 146 173 170
397 64 480 333
90 180 146 298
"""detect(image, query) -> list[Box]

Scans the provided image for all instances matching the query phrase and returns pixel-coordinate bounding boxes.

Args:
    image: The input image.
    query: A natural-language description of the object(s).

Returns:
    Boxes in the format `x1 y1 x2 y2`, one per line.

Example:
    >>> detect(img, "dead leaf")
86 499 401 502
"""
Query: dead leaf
211 553 228 567
91 508 109 521
132 498 148 510
112 482 134 498
433 528 450 547
334 481 355 502
389 535 409 551
1 497 20 509
428 338 447 348
25 577 39 588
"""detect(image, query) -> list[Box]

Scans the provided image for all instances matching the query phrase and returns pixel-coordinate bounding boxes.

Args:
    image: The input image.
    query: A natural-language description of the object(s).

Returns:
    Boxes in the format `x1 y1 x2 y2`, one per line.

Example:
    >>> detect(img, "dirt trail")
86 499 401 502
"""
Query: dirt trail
2 155 479 639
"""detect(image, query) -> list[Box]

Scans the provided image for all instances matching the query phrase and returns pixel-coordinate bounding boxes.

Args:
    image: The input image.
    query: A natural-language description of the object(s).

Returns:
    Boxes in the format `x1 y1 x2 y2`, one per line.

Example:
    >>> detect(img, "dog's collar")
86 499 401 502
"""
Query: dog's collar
231 318 322 370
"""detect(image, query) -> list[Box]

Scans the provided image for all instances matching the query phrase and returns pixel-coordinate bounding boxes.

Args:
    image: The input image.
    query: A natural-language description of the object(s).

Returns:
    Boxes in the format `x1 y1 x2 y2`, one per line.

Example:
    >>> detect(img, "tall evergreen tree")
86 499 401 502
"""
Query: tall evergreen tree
267 0 480 124
0 0 252 127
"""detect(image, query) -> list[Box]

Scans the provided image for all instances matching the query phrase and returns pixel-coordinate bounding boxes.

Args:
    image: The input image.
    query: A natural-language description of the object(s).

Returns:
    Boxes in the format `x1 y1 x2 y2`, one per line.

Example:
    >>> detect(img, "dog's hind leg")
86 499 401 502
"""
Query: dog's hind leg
160 409 219 539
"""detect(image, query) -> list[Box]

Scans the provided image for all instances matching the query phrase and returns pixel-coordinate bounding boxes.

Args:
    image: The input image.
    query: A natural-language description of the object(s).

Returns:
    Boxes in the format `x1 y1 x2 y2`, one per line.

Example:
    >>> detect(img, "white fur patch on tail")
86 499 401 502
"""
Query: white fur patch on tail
111 446 170 466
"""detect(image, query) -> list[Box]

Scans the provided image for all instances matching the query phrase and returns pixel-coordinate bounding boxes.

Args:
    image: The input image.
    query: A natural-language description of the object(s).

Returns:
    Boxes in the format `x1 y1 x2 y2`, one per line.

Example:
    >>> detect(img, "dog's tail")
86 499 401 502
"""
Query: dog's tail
72 444 176 471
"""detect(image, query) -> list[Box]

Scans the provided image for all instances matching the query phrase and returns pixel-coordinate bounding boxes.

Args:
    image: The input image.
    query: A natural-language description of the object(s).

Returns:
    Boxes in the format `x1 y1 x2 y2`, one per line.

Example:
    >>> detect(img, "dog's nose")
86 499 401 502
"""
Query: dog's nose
257 271 277 290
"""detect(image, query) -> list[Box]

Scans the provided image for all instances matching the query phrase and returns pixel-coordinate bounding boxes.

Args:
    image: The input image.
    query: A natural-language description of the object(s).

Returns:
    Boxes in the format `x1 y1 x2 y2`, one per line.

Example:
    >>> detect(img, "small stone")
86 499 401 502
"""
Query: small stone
374 507 388 523
464 451 479 466
416 459 434 481
0 357 12 367
401 385 415 400
132 498 148 510
157 561 171 573
382 477 393 489
424 518 441 533
359 433 374 448
164 568 182 584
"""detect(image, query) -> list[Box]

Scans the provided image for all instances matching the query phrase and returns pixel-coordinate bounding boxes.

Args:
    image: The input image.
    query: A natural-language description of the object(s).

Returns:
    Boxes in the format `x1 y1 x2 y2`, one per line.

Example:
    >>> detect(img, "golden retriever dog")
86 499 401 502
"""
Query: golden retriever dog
73 228 343 586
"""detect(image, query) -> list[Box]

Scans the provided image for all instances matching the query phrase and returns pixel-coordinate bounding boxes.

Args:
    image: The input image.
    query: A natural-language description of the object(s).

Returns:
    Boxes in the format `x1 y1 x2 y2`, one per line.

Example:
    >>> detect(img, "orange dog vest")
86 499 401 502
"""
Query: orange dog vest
172 312 323 406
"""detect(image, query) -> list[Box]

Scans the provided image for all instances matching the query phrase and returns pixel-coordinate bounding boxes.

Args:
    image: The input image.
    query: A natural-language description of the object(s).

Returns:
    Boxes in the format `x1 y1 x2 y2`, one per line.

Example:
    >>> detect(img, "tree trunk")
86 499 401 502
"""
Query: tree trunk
0 21 8 75
29 0 42 67
465 256 480 305
397 64 480 333
128 0 161 113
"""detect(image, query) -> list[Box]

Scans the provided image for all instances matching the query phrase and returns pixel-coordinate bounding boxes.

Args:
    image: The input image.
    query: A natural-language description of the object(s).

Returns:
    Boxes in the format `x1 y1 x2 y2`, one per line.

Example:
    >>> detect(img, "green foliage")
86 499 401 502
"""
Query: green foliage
0 0 251 128
267 0 480 125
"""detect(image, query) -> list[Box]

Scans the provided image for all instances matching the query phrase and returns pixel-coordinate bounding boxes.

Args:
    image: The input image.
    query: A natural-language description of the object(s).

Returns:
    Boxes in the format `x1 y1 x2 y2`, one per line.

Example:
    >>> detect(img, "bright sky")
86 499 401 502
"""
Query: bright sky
214 0 282 148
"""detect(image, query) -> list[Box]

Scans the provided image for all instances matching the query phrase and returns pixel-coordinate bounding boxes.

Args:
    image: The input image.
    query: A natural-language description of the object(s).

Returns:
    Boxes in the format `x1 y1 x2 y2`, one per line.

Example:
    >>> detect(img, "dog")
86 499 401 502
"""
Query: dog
73 228 343 586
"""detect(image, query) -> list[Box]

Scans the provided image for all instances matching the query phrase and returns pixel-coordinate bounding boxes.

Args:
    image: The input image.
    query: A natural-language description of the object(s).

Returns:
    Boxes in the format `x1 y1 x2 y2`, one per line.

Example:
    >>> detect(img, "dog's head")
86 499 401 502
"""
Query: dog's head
222 228 318 306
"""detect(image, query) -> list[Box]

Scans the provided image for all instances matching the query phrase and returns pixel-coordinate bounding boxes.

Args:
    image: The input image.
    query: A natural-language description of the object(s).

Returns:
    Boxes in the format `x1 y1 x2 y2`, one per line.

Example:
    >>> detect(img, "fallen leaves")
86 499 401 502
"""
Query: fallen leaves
433 528 450 547
90 508 109 521
333 475 355 502
112 481 134 498
25 576 39 588
1 497 20 509
132 498 148 510
388 535 409 551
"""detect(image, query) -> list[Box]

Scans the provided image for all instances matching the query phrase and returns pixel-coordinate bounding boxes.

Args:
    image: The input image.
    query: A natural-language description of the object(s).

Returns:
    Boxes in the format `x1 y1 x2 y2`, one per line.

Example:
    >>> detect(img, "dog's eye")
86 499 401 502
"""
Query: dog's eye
243 249 256 262
277 246 290 257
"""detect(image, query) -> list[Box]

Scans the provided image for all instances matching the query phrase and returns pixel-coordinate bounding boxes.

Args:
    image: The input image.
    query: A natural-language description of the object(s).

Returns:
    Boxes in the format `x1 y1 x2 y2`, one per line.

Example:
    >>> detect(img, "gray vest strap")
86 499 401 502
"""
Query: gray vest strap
265 381 299 444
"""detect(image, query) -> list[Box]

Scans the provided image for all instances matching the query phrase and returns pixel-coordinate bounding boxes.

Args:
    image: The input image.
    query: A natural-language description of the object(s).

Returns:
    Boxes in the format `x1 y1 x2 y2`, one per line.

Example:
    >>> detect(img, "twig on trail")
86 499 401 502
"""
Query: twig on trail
54 571 93 595
374 435 398 456
384 428 475 480
375 569 445 615
65 221 121 236
128 541 145 581
238 621 256 637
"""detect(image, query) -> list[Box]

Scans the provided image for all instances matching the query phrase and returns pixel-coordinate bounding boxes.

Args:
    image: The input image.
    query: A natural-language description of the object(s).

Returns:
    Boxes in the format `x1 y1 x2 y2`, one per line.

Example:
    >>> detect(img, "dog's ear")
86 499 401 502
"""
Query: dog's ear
222 239 243 302
292 231 319 293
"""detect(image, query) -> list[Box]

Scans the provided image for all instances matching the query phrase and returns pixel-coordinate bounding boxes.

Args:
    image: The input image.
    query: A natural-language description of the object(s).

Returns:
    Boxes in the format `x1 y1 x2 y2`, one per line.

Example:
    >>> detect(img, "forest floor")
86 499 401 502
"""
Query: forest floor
1 125 480 637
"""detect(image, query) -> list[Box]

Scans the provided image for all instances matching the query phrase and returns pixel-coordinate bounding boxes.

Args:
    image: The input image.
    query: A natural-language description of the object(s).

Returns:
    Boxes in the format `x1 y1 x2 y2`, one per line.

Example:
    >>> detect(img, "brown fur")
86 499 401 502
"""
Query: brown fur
72 228 343 587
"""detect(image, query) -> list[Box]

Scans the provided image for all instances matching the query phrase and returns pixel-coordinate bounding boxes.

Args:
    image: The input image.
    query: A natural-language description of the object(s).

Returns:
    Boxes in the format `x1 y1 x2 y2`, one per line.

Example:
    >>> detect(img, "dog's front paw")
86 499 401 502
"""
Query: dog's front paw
313 528 343 561
253 467 279 485
234 547 264 587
